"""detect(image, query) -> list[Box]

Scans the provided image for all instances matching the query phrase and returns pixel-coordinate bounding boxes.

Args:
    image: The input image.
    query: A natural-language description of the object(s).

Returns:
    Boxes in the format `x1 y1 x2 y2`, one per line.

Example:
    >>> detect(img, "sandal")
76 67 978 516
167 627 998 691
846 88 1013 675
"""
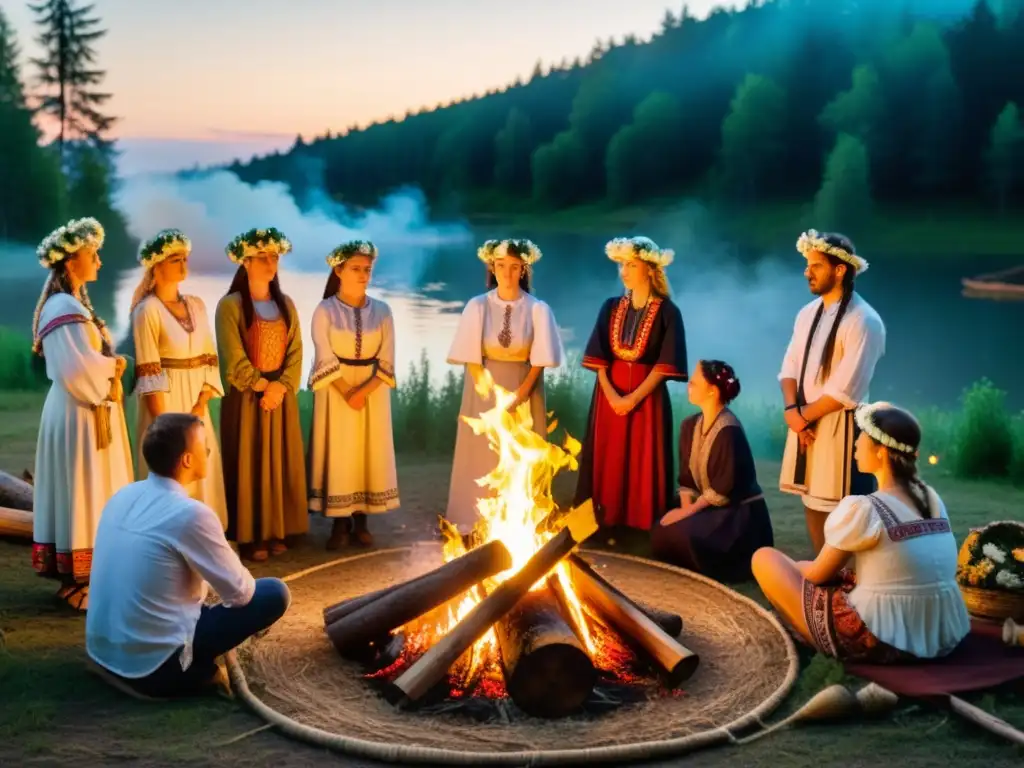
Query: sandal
57 583 89 611
269 540 287 556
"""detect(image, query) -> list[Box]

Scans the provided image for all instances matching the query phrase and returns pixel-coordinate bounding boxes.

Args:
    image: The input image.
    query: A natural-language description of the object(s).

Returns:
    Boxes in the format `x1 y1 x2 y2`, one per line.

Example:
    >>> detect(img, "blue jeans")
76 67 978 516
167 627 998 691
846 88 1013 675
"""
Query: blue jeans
127 577 290 698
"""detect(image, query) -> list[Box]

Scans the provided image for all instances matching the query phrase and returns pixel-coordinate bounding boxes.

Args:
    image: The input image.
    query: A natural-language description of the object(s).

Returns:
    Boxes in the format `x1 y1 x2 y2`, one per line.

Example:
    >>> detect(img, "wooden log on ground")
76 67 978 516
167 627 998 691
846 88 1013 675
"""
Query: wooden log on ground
325 539 513 658
569 554 684 637
0 470 33 512
494 584 596 718
0 506 33 539
570 557 700 687
386 500 598 706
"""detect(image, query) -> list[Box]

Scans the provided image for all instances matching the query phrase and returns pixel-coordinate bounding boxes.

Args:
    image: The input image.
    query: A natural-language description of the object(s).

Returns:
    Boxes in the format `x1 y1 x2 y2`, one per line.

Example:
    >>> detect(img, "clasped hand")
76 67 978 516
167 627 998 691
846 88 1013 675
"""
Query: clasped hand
259 380 288 411
660 493 698 527
610 392 639 416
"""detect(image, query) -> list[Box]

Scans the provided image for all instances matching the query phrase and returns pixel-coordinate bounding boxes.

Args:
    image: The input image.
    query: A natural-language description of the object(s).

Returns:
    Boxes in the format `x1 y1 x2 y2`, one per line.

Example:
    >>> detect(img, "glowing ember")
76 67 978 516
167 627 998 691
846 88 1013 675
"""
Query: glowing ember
379 370 635 696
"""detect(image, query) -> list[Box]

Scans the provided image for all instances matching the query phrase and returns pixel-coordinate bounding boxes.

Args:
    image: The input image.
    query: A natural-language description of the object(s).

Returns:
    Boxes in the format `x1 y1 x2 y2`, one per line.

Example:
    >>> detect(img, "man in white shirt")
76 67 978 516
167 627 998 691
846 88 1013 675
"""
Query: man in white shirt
778 230 886 554
86 412 290 698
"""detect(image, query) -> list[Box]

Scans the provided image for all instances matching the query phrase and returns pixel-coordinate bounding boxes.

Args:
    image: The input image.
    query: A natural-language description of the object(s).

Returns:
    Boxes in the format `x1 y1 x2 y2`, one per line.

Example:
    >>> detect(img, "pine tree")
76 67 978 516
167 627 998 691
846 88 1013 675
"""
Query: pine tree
812 133 874 232
30 0 116 161
985 102 1024 215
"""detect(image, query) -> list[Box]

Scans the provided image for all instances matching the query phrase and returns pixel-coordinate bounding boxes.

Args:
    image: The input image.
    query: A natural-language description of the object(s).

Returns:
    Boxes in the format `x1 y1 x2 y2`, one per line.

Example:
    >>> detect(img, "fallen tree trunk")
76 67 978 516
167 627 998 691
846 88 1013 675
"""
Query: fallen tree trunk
0 470 33 512
0 506 32 539
570 557 699 687
494 585 596 718
386 500 598 706
569 554 684 637
325 539 513 658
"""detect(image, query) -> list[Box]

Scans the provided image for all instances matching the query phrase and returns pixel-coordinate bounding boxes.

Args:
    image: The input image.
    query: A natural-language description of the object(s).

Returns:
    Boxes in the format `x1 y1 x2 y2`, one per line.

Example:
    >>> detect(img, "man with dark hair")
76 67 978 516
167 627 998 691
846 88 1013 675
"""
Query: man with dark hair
86 412 290 698
778 229 886 554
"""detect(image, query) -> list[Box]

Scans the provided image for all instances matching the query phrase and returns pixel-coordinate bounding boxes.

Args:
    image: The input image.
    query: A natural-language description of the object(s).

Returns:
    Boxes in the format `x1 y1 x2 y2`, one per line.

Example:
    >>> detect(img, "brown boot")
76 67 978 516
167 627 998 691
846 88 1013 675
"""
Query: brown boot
352 513 373 547
327 518 352 550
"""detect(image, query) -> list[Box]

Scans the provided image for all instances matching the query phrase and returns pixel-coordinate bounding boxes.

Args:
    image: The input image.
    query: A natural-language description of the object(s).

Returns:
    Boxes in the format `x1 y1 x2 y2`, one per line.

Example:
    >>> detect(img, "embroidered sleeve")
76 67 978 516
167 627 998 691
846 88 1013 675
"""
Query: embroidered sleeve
192 298 224 397
529 300 565 368
821 310 886 408
40 318 117 406
824 495 883 552
278 298 303 394
701 425 741 507
215 295 262 392
307 302 342 391
653 300 688 379
375 304 397 388
581 298 615 371
131 300 170 396
676 416 698 499
446 296 485 366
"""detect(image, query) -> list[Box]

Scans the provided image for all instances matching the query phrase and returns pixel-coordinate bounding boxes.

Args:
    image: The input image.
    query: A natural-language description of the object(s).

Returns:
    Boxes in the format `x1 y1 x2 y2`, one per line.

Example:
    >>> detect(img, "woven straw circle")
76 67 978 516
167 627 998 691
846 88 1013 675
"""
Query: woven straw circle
228 547 799 765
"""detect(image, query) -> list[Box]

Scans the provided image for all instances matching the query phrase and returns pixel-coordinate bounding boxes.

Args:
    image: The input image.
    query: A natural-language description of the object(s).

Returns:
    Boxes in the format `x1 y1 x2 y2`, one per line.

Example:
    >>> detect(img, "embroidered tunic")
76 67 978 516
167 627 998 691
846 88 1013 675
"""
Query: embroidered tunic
32 293 134 583
215 294 308 546
132 295 227 528
573 294 688 530
444 290 565 532
307 295 399 517
652 409 774 581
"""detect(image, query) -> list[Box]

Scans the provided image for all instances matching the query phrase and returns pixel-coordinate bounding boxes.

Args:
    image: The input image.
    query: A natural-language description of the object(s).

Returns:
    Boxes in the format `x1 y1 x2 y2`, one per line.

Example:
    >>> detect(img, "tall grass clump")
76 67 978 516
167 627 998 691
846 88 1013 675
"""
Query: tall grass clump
0 329 48 391
948 379 1016 480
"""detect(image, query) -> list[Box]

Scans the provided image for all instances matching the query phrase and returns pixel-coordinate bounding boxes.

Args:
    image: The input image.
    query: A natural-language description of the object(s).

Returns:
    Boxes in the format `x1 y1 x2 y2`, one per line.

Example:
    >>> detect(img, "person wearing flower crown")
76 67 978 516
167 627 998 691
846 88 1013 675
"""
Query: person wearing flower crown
752 401 970 663
307 240 399 549
129 229 228 528
445 238 565 536
215 227 308 561
778 230 886 555
652 359 774 582
572 236 687 535
30 217 134 610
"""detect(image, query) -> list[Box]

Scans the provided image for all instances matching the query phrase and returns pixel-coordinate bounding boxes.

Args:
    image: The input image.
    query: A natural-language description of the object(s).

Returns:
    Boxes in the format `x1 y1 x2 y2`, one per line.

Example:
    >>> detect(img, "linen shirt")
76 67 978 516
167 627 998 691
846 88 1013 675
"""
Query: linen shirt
85 475 256 678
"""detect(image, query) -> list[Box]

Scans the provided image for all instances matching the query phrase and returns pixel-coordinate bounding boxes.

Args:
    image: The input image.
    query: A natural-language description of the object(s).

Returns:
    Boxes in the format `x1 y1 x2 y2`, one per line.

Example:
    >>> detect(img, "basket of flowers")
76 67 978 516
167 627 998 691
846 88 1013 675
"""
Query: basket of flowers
956 520 1024 621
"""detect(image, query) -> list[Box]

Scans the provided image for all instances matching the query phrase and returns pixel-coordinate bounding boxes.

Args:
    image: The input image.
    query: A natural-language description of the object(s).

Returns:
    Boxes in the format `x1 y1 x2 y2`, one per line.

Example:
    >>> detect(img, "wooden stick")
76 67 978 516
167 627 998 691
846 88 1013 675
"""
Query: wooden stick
569 554 684 636
325 539 513 658
570 557 699 687
0 471 33 512
0 506 32 540
386 500 598 705
943 694 1024 747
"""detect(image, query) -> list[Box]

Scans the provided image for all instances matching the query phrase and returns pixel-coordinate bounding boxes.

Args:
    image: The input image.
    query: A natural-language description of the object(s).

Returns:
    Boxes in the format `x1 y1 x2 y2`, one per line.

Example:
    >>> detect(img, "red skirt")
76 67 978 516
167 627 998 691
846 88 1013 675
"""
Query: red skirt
573 360 674 530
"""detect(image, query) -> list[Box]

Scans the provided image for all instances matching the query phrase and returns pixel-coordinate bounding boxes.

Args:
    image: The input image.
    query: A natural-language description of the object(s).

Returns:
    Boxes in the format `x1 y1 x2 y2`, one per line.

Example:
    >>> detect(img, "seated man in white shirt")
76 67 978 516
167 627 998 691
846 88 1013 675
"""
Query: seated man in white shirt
86 412 291 698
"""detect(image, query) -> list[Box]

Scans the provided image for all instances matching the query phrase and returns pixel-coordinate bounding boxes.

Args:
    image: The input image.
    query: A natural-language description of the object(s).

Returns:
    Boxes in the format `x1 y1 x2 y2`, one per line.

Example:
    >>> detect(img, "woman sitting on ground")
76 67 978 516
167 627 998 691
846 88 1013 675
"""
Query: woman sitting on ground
651 360 774 582
751 402 971 663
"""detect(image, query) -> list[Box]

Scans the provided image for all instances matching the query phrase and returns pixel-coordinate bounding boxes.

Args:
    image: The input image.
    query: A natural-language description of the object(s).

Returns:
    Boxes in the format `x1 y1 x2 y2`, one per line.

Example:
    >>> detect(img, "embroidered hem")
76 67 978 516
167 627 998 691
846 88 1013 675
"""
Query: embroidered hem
32 542 93 583
135 372 170 395
308 361 342 391
309 487 400 514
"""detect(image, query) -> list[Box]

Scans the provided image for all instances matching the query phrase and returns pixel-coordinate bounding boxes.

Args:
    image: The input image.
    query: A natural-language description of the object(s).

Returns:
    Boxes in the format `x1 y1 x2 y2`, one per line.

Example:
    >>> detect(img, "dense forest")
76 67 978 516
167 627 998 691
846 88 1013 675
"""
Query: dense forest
226 0 1024 232
0 1 134 265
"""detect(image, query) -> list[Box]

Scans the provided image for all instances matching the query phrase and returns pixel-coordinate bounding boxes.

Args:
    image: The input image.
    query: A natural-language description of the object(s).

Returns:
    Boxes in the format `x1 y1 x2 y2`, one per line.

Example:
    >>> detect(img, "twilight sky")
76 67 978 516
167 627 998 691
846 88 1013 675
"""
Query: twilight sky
5 0 726 173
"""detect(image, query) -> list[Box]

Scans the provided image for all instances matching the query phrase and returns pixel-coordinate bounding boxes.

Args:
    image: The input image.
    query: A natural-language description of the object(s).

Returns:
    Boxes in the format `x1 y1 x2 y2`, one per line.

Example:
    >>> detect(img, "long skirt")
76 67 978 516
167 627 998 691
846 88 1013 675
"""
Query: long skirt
221 385 309 545
445 359 546 533
573 360 674 530
651 498 775 583
32 387 134 584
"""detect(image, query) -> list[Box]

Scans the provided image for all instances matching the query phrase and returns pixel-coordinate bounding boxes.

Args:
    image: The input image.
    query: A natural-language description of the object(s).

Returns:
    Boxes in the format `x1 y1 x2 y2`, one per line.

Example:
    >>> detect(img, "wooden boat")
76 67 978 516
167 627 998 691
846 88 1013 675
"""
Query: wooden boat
962 265 1024 300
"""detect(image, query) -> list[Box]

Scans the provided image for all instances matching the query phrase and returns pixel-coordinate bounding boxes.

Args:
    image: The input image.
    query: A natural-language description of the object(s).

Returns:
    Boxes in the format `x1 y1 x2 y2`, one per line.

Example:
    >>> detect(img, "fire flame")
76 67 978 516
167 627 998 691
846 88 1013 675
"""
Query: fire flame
399 369 600 689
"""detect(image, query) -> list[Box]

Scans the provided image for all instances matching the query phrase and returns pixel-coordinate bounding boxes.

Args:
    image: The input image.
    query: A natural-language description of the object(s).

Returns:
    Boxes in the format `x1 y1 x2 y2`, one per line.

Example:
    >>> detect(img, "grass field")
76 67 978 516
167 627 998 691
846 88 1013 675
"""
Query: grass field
1 390 1022 767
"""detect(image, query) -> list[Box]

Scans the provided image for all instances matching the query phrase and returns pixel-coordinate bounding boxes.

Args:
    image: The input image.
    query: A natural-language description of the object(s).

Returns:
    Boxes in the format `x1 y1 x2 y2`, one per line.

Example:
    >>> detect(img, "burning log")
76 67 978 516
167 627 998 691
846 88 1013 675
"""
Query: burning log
386 500 598 706
0 470 33 512
494 584 597 718
570 557 700 687
569 554 684 637
325 539 513 658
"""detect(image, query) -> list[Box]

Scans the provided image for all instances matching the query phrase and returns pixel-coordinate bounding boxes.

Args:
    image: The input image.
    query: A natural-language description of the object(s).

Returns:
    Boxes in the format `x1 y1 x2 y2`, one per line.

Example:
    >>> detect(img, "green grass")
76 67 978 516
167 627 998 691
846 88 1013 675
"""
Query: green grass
1 376 1023 765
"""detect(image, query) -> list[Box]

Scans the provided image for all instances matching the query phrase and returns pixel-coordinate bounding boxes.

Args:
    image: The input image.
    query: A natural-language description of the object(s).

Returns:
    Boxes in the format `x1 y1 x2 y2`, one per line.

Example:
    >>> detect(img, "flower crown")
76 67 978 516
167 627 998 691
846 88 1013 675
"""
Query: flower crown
605 236 674 269
796 229 869 275
327 239 378 268
139 228 191 268
225 227 292 264
36 217 105 268
855 401 916 454
477 238 542 266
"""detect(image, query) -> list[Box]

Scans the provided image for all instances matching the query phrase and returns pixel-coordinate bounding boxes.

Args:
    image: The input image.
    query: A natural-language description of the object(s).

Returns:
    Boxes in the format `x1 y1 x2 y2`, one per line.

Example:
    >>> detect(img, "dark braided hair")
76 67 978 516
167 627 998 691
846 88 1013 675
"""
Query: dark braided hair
699 359 741 405
225 265 292 331
817 232 857 382
32 260 113 357
866 404 932 519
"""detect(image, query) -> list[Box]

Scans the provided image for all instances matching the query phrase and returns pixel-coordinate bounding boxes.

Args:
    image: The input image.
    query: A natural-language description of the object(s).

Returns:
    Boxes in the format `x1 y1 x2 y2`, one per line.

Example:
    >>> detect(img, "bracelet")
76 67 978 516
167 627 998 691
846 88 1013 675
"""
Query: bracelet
784 404 798 411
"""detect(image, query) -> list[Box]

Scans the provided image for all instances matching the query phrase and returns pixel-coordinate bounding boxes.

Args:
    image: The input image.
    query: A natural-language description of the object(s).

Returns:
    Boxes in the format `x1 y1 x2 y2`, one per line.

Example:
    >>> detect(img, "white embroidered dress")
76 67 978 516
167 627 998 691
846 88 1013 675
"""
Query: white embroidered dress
32 292 134 583
132 295 228 528
307 295 399 517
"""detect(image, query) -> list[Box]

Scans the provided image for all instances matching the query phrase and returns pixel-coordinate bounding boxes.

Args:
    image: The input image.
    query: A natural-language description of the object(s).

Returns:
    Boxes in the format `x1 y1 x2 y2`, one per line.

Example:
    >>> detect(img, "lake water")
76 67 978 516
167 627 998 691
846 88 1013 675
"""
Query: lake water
0 231 1021 410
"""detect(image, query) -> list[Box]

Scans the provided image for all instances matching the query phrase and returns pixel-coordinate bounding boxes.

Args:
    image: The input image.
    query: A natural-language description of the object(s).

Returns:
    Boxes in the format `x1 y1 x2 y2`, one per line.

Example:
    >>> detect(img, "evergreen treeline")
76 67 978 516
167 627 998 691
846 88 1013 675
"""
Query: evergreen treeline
228 0 1024 231
0 1 133 263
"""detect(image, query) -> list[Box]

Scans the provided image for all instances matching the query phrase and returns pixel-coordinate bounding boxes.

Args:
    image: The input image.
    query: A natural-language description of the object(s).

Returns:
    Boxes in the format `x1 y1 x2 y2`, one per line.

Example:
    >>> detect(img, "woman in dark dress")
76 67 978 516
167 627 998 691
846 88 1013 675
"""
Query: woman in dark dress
652 360 775 582
573 236 688 532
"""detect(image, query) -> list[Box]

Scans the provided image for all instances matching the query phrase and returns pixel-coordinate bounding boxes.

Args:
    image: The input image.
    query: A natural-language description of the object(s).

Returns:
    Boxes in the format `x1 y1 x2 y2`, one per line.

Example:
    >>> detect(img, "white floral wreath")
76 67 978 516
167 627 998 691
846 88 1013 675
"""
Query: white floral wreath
796 229 869 275
477 238 543 266
139 229 191 268
36 217 105 268
605 236 674 268
327 239 378 267
855 401 916 454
